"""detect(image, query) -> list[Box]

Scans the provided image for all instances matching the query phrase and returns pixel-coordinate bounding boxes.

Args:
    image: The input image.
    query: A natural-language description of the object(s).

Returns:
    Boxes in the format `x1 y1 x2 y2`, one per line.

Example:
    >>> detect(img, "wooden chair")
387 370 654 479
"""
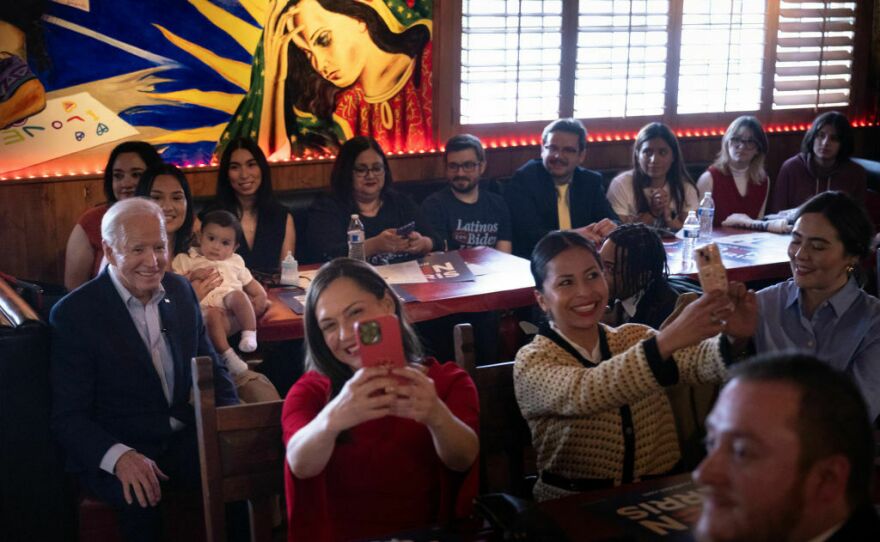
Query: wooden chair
453 324 536 497
192 356 285 542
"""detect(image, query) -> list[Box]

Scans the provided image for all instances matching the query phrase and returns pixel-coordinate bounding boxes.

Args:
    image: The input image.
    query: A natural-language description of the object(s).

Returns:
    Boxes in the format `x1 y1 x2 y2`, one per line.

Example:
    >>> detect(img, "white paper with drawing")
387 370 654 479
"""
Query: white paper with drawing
0 92 138 174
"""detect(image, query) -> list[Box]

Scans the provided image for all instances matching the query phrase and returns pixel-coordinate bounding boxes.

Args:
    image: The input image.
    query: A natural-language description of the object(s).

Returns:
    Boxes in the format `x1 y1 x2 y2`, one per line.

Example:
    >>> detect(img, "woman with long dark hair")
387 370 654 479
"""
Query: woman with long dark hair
607 123 699 231
769 111 867 213
205 137 295 274
64 141 162 290
135 163 195 257
755 191 880 420
220 0 432 157
306 135 439 264
283 257 478 540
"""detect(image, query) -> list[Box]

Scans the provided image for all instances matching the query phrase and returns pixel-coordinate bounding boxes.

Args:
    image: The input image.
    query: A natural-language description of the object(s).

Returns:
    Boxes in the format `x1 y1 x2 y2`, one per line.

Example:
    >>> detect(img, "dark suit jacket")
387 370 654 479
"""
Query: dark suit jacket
50 270 238 475
827 502 880 541
505 159 619 258
631 279 681 330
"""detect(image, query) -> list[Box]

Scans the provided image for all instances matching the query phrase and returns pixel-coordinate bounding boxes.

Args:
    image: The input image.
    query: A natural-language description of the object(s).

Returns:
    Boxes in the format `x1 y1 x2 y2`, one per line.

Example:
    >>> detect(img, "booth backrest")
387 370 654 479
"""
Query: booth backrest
194 162 712 264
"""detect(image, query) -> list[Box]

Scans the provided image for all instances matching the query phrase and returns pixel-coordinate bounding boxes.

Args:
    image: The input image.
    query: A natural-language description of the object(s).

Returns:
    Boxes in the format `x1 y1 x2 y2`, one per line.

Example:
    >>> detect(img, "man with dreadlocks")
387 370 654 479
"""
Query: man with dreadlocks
599 223 684 329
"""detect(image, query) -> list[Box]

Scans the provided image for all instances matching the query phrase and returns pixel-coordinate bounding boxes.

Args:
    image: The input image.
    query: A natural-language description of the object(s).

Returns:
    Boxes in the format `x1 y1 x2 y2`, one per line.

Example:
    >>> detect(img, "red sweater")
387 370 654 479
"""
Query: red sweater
76 204 109 277
282 359 479 541
708 166 768 226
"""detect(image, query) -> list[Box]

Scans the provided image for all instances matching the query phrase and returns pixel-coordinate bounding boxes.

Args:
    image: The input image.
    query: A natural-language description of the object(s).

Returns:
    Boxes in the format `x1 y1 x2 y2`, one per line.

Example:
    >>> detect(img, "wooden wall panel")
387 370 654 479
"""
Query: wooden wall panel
2 130 874 285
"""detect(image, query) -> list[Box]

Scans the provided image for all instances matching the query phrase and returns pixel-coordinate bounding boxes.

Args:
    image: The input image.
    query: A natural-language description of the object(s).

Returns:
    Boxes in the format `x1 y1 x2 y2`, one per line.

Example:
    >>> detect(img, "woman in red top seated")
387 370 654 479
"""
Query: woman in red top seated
63 141 162 290
282 258 479 541
697 116 770 225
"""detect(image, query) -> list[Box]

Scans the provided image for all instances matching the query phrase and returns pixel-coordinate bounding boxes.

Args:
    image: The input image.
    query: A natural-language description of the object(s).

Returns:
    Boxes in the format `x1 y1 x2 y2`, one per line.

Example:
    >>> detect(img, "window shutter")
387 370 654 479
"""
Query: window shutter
573 0 669 119
460 0 563 124
772 1 856 109
677 0 766 114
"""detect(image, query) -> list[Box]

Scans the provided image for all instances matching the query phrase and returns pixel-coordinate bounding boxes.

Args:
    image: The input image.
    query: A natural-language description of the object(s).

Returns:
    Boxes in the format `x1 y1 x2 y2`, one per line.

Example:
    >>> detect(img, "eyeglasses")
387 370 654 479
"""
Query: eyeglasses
353 165 385 177
446 161 481 173
729 136 759 150
542 144 580 157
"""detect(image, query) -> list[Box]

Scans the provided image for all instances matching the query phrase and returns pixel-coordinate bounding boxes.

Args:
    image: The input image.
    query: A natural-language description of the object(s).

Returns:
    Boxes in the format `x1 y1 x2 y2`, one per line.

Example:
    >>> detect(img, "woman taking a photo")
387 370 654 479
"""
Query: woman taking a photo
755 191 880 421
697 116 770 225
515 231 756 501
306 136 440 264
207 137 295 274
607 122 698 231
283 257 478 540
769 111 866 213
64 141 162 290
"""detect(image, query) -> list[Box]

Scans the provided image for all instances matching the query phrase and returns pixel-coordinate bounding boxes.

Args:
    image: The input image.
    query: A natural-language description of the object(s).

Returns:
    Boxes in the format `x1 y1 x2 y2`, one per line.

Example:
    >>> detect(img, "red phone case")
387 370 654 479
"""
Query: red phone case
356 314 407 370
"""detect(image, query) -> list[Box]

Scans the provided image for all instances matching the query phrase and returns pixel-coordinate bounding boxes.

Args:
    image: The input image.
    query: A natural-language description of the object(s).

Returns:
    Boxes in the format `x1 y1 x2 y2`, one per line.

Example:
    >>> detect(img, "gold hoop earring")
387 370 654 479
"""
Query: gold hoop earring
846 264 856 274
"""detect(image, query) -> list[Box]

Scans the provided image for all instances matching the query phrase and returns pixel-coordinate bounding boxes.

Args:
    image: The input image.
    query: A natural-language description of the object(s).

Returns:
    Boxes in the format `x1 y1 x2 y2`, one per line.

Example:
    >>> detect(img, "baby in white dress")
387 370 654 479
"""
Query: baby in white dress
172 210 268 376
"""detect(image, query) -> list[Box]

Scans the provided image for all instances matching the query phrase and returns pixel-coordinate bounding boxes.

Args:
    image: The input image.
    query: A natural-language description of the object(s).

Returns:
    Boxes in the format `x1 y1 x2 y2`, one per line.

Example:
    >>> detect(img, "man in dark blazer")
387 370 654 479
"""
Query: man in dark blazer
51 198 238 542
694 354 880 542
505 118 619 258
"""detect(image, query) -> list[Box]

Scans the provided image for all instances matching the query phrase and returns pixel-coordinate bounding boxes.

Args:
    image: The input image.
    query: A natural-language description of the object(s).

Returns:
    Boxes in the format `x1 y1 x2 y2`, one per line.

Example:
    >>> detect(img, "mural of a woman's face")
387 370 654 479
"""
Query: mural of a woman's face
292 0 370 88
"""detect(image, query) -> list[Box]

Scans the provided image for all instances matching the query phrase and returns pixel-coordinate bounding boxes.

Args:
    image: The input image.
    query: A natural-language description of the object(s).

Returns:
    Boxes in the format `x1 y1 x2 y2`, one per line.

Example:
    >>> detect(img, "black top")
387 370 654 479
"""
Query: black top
420 186 512 251
630 279 681 330
201 200 291 274
306 190 442 264
505 159 619 258
827 502 880 541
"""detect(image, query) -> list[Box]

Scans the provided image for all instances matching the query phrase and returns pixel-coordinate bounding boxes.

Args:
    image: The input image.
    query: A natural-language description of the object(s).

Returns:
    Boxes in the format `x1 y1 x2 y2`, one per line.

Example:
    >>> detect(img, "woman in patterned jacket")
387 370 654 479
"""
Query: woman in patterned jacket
514 231 757 501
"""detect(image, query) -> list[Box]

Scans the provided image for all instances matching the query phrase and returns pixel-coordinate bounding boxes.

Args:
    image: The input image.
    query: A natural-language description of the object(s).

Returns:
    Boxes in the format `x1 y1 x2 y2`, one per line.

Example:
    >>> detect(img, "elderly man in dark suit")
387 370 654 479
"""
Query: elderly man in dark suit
51 197 238 542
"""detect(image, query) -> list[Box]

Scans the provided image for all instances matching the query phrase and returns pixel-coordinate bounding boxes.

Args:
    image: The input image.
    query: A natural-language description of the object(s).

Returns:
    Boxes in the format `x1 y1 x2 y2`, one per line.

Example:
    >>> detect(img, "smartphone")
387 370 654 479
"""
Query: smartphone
356 314 407 371
395 221 416 238
695 243 728 293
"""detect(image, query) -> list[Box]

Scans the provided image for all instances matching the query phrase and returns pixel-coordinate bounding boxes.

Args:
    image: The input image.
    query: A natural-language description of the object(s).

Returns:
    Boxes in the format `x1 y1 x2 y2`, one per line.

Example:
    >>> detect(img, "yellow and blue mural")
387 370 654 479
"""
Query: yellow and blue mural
0 0 432 176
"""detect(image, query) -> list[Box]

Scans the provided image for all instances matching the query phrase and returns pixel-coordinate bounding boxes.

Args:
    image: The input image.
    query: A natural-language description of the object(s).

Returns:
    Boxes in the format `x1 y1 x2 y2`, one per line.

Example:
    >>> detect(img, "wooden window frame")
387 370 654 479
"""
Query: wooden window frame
434 0 876 144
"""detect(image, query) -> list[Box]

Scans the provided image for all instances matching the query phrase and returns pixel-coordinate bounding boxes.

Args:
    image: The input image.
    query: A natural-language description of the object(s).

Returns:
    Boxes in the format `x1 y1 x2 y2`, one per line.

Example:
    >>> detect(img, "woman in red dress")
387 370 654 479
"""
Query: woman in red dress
282 258 478 541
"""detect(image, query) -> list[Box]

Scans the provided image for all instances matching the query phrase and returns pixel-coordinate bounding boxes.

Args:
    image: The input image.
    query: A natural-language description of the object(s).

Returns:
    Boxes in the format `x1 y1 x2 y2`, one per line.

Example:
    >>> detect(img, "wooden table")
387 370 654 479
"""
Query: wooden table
370 474 700 541
257 247 536 342
665 227 792 283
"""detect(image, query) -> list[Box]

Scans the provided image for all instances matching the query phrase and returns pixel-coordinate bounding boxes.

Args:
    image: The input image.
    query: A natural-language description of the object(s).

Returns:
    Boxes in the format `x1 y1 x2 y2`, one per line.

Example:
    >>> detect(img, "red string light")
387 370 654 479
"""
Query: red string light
2 119 877 181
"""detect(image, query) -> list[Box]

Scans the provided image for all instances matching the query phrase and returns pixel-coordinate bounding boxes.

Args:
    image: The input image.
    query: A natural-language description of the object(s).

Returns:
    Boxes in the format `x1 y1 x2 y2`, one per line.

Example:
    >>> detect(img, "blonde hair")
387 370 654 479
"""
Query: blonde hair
712 116 768 186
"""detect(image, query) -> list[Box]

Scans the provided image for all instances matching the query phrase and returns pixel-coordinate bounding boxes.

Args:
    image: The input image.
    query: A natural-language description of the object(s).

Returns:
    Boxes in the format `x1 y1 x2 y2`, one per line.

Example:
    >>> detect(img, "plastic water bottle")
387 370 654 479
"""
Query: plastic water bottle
280 251 298 286
697 192 715 239
347 214 365 261
682 210 700 264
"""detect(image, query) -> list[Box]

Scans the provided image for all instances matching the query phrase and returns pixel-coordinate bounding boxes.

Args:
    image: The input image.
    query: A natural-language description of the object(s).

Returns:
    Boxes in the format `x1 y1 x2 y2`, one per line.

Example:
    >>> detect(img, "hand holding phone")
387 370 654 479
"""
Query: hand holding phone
696 243 728 293
395 221 416 238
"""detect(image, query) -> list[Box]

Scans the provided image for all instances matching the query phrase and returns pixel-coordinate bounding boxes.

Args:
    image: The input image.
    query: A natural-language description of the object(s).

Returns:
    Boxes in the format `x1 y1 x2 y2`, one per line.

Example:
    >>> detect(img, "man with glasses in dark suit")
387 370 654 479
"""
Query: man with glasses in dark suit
505 118 619 258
